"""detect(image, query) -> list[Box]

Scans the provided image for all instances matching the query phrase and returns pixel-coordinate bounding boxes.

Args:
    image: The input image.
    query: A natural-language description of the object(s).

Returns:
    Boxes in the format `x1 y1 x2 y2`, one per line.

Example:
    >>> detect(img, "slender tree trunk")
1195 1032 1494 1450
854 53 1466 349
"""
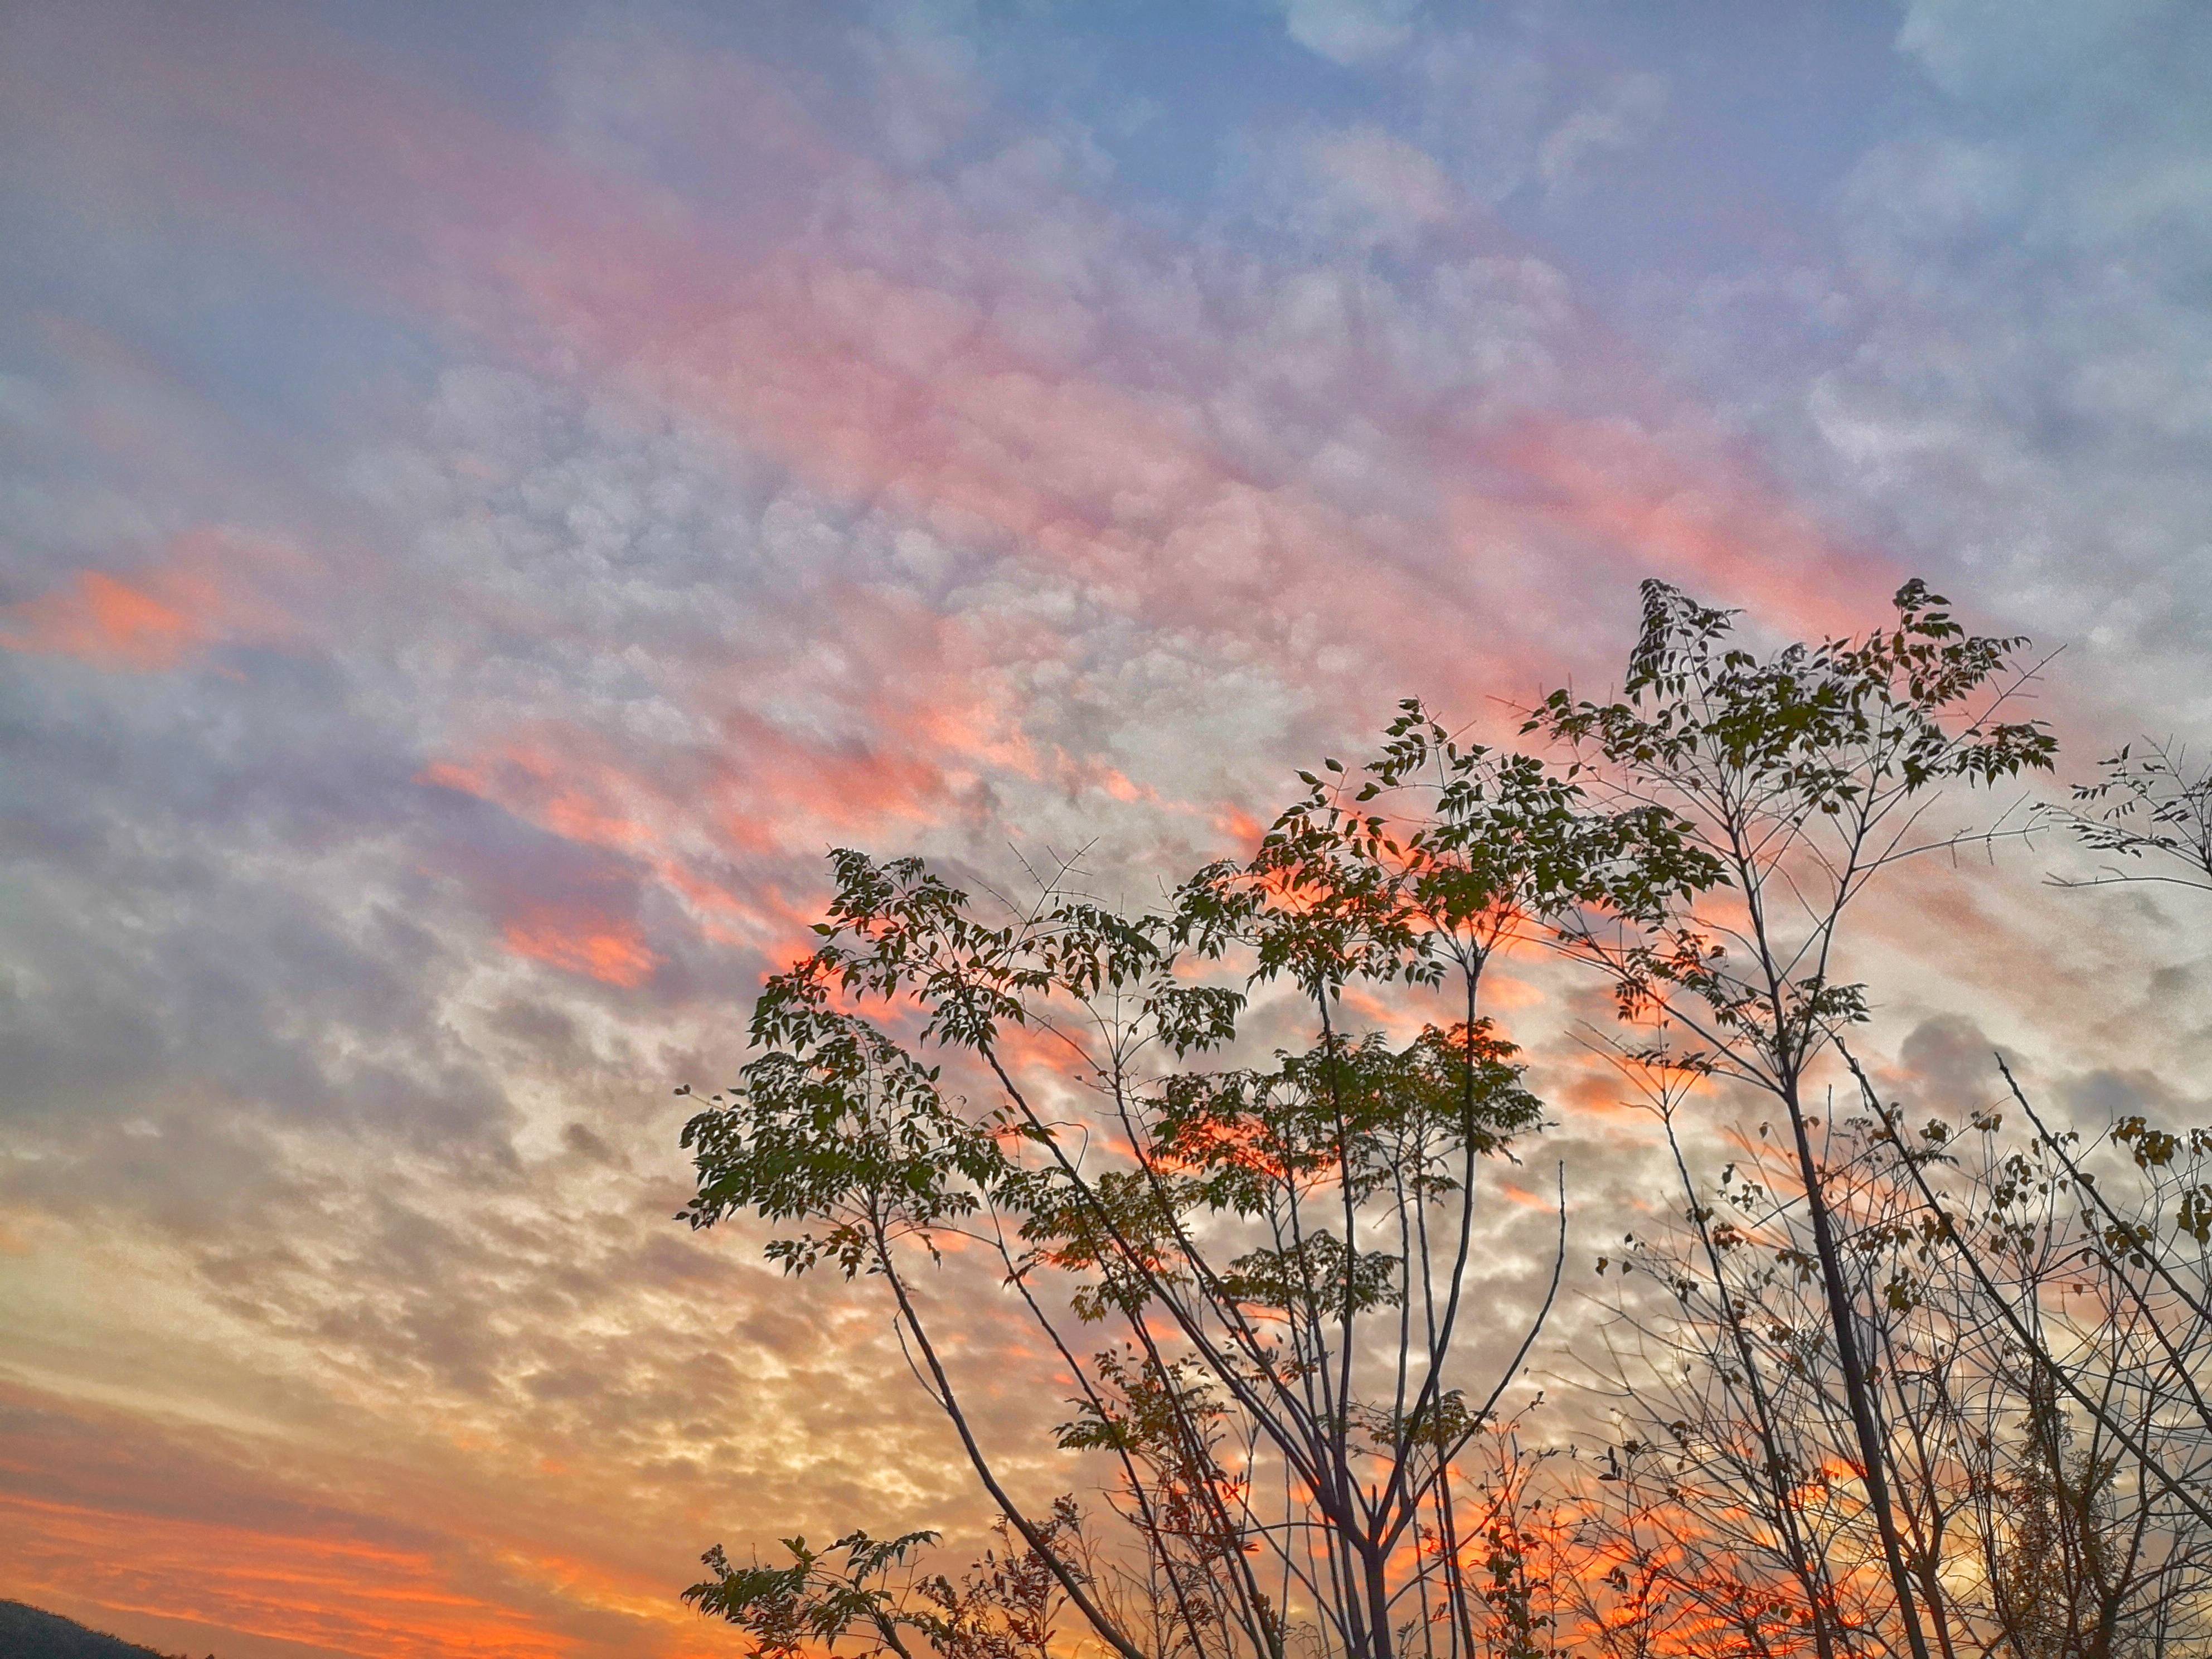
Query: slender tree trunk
1663 1115 1840 1659
1779 1073 1934 1659
876 1238 1152 1659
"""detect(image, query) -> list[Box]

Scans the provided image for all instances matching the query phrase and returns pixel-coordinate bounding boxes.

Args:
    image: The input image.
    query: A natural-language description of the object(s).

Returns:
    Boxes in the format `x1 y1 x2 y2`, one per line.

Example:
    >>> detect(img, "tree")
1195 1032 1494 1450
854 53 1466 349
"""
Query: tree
687 1510 1081 1659
677 674 1717 1659
674 576 2120 1659
1856 1062 2212 1657
1526 579 2053 1659
1569 979 2212 1658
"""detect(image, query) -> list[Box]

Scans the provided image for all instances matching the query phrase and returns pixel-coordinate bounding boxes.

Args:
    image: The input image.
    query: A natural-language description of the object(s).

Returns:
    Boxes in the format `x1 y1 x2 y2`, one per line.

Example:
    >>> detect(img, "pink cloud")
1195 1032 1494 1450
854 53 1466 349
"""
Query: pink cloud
1482 413 1900 634
3 6 1910 729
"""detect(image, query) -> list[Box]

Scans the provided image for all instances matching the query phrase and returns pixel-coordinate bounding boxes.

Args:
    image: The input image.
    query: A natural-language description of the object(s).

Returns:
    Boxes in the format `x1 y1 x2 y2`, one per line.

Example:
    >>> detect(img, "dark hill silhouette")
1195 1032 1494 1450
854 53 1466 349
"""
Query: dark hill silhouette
0 1600 212 1658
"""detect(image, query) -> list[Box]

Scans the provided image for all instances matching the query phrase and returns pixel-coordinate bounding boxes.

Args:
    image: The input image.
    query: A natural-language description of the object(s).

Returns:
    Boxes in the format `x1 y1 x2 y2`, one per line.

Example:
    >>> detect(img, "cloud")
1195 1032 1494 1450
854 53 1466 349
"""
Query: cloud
1894 0 2189 101
502 906 661 987
1535 72 1667 198
1302 125 1459 245
2 569 202 668
1277 0 1423 66
0 528 304 671
1802 0 2212 732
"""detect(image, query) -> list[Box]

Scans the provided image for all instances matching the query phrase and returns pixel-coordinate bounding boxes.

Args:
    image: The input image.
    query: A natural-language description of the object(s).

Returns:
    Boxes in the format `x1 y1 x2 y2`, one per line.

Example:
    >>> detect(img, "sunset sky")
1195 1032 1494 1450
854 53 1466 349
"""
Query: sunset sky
4 2 2211 1655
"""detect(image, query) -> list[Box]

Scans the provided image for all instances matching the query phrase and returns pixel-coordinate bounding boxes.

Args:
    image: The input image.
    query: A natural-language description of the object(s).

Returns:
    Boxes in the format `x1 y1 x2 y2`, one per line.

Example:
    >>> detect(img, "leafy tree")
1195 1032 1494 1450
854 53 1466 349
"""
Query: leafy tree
678 685 1710 1659
1526 579 2053 1659
687 1510 1085 1659
673 576 2157 1659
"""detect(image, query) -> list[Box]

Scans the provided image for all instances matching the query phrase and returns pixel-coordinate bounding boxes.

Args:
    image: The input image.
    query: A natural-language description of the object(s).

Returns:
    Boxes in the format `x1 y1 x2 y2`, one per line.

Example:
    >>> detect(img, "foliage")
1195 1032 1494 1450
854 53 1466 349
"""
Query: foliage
666 576 2212 1659
687 1508 1088 1659
2049 738 2212 892
1529 578 2053 1079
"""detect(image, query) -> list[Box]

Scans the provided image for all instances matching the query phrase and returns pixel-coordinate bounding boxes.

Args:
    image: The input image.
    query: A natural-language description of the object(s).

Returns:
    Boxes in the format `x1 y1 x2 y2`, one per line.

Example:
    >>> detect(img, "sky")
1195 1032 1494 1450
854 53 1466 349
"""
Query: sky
3 1 2211 1655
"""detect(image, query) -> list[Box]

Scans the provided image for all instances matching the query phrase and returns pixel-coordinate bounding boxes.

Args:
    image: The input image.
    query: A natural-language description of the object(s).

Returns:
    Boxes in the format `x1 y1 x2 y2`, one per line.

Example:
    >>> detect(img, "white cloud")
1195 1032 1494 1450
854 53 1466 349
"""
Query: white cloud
1896 0 2184 100
1277 0 1423 66
1535 70 1667 197
1806 2 2212 730
1304 124 1458 245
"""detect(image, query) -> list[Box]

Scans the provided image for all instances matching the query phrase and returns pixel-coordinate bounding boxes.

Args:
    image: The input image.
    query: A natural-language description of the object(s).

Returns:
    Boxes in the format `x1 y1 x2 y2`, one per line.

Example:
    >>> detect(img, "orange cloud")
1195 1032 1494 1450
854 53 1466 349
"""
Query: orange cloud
3 569 208 670
417 709 944 959
411 588 1084 968
0 1491 576 1659
1 528 302 672
502 907 660 987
